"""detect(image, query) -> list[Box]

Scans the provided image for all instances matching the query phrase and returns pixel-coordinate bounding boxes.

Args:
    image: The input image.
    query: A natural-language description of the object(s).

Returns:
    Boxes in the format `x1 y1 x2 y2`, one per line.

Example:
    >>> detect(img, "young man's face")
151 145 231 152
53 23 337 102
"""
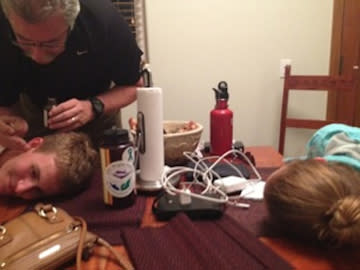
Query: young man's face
0 150 61 199
8 11 68 65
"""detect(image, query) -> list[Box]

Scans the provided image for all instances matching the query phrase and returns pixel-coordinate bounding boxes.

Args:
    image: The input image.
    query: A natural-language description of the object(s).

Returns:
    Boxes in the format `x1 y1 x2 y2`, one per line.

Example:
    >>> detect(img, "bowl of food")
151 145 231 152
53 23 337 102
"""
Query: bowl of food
129 119 203 166
163 120 203 165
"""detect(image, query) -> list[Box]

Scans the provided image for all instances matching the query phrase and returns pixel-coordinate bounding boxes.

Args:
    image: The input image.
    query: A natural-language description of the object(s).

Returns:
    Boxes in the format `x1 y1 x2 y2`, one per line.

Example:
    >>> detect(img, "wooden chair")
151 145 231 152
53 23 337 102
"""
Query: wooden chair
278 65 357 154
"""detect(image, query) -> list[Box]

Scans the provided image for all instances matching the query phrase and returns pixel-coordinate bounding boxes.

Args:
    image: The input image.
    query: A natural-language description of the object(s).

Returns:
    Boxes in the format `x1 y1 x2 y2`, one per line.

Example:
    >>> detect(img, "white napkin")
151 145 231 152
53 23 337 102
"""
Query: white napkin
240 181 265 200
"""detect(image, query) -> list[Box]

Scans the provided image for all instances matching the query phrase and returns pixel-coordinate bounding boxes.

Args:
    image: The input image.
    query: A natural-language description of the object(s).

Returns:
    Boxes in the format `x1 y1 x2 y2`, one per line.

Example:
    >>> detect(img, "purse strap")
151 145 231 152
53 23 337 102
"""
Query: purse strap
74 216 134 270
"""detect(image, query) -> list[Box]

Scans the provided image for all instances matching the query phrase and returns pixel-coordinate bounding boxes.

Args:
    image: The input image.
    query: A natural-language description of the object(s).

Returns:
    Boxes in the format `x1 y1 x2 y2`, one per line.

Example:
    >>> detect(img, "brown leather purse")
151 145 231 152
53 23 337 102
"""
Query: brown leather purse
0 203 133 270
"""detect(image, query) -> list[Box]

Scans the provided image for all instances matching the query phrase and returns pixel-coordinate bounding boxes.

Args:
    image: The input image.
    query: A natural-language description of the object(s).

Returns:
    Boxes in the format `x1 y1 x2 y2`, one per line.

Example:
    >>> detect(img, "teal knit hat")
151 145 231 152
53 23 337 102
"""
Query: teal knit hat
306 124 360 171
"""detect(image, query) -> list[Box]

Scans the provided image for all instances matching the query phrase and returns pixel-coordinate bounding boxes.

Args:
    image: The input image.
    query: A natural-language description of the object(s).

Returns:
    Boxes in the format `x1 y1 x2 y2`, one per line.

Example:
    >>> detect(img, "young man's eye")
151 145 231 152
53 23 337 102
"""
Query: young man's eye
31 165 39 180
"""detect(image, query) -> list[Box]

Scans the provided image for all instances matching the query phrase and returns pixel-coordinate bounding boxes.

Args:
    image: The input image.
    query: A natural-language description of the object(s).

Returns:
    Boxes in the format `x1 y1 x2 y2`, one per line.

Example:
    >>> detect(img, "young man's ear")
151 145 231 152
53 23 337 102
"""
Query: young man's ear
26 137 44 149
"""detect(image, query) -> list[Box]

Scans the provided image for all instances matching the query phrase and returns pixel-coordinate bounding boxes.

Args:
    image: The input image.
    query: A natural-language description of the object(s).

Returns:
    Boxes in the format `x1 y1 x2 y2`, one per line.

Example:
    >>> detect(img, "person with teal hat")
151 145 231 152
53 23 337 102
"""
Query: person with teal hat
264 124 360 247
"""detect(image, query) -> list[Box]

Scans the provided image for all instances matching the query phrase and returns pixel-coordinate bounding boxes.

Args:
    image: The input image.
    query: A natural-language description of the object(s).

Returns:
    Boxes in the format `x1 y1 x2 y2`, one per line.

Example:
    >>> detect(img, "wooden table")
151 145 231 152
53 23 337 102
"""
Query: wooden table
1 146 358 270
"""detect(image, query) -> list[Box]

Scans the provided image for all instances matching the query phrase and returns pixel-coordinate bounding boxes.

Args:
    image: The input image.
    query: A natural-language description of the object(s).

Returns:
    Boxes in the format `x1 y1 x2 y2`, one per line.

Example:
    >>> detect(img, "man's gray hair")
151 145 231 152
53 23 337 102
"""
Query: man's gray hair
1 0 80 29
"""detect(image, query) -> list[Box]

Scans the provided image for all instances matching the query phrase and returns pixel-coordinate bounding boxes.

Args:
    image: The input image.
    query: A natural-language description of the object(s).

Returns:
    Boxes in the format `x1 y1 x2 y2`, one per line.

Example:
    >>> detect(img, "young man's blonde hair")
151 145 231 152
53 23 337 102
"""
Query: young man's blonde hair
35 132 98 195
264 159 360 247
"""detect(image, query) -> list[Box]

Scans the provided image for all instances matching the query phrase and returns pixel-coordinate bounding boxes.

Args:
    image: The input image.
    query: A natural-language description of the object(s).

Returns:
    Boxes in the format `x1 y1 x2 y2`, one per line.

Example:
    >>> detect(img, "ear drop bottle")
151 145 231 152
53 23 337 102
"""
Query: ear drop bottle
43 97 57 127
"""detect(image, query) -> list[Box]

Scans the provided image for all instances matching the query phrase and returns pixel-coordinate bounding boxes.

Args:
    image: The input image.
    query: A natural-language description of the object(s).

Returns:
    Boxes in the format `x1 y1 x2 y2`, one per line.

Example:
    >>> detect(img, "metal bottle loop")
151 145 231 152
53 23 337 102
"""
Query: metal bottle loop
137 111 146 154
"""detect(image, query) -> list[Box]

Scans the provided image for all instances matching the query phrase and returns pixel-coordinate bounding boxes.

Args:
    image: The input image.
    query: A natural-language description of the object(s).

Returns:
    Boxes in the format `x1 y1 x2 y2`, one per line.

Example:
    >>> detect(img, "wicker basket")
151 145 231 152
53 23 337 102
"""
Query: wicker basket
163 121 203 165
131 120 203 166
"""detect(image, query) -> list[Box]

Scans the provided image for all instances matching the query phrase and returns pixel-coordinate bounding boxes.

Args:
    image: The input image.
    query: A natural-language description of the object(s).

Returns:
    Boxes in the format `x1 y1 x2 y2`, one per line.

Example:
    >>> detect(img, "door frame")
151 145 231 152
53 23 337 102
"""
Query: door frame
328 0 344 120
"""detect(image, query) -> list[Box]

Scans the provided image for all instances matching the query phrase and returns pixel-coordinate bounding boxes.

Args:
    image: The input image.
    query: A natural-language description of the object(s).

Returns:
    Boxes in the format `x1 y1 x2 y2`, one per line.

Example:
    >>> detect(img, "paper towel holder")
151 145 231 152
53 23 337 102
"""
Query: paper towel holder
135 78 164 191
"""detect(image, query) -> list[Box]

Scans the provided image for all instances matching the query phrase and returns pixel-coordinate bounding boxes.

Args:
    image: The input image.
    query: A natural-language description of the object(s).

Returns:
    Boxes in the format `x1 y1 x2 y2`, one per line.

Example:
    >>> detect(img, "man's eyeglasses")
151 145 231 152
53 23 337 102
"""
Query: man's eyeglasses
11 28 69 50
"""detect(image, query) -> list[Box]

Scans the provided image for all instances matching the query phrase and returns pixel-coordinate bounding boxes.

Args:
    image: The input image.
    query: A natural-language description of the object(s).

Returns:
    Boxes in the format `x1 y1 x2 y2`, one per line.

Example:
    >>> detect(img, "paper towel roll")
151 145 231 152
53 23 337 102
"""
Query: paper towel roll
137 87 164 182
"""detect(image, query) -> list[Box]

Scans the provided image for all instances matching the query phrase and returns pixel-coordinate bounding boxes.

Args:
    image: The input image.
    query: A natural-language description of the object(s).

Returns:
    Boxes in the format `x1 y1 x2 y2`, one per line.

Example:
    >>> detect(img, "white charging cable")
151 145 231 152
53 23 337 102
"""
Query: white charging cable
161 149 263 208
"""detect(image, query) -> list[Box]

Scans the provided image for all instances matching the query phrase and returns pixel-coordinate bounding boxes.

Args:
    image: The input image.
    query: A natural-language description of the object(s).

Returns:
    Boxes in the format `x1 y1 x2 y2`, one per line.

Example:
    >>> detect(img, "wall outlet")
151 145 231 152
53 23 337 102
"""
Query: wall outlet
280 59 292 78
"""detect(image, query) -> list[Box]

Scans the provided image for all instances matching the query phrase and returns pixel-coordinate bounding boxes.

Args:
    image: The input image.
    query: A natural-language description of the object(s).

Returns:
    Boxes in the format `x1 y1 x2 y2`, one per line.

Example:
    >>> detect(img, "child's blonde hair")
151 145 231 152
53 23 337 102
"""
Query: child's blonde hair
264 159 360 247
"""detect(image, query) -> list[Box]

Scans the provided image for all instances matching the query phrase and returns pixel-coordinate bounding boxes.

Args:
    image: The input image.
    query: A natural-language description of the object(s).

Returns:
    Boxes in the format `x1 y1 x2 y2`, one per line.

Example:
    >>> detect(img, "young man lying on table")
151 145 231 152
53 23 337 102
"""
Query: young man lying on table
0 115 98 199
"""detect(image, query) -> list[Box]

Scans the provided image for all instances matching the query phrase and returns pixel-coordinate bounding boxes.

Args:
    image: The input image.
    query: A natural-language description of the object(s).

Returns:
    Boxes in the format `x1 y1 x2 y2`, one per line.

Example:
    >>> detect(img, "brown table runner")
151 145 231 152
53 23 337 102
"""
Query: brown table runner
225 167 279 236
122 213 293 270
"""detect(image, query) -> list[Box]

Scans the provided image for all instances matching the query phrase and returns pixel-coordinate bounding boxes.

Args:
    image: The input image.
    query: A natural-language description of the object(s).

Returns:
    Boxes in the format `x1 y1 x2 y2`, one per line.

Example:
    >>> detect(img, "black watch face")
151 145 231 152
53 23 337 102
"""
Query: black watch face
92 98 104 116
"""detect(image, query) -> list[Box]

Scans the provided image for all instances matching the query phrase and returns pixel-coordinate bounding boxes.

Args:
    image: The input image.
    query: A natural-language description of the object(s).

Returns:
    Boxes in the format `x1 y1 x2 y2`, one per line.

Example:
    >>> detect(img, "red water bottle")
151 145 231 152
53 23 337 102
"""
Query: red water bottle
210 81 233 155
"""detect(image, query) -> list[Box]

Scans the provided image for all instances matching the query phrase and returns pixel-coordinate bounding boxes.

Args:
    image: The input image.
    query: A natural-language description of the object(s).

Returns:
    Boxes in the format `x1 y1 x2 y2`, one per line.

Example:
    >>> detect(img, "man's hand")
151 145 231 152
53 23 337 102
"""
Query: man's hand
47 98 94 132
0 115 29 151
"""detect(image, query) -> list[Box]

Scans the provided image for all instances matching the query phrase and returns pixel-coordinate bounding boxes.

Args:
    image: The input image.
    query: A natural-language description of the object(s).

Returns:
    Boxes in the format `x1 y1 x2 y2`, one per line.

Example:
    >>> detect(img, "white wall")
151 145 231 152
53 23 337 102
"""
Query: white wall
123 0 334 158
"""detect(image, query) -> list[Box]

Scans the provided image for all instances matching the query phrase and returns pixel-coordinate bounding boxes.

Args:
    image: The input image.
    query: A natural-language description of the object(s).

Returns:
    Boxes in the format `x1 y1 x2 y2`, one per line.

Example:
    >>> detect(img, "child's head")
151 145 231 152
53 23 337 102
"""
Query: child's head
264 159 360 247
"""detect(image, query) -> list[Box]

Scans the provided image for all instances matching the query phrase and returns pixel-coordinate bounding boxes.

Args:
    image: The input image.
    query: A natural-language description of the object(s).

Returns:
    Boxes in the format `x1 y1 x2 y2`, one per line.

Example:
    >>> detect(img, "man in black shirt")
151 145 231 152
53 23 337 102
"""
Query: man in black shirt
0 0 143 148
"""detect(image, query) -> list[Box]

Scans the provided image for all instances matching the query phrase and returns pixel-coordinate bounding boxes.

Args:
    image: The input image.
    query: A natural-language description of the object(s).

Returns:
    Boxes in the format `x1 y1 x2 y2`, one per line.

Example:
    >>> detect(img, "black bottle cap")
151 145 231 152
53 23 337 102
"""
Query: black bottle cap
102 127 130 146
213 81 229 100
